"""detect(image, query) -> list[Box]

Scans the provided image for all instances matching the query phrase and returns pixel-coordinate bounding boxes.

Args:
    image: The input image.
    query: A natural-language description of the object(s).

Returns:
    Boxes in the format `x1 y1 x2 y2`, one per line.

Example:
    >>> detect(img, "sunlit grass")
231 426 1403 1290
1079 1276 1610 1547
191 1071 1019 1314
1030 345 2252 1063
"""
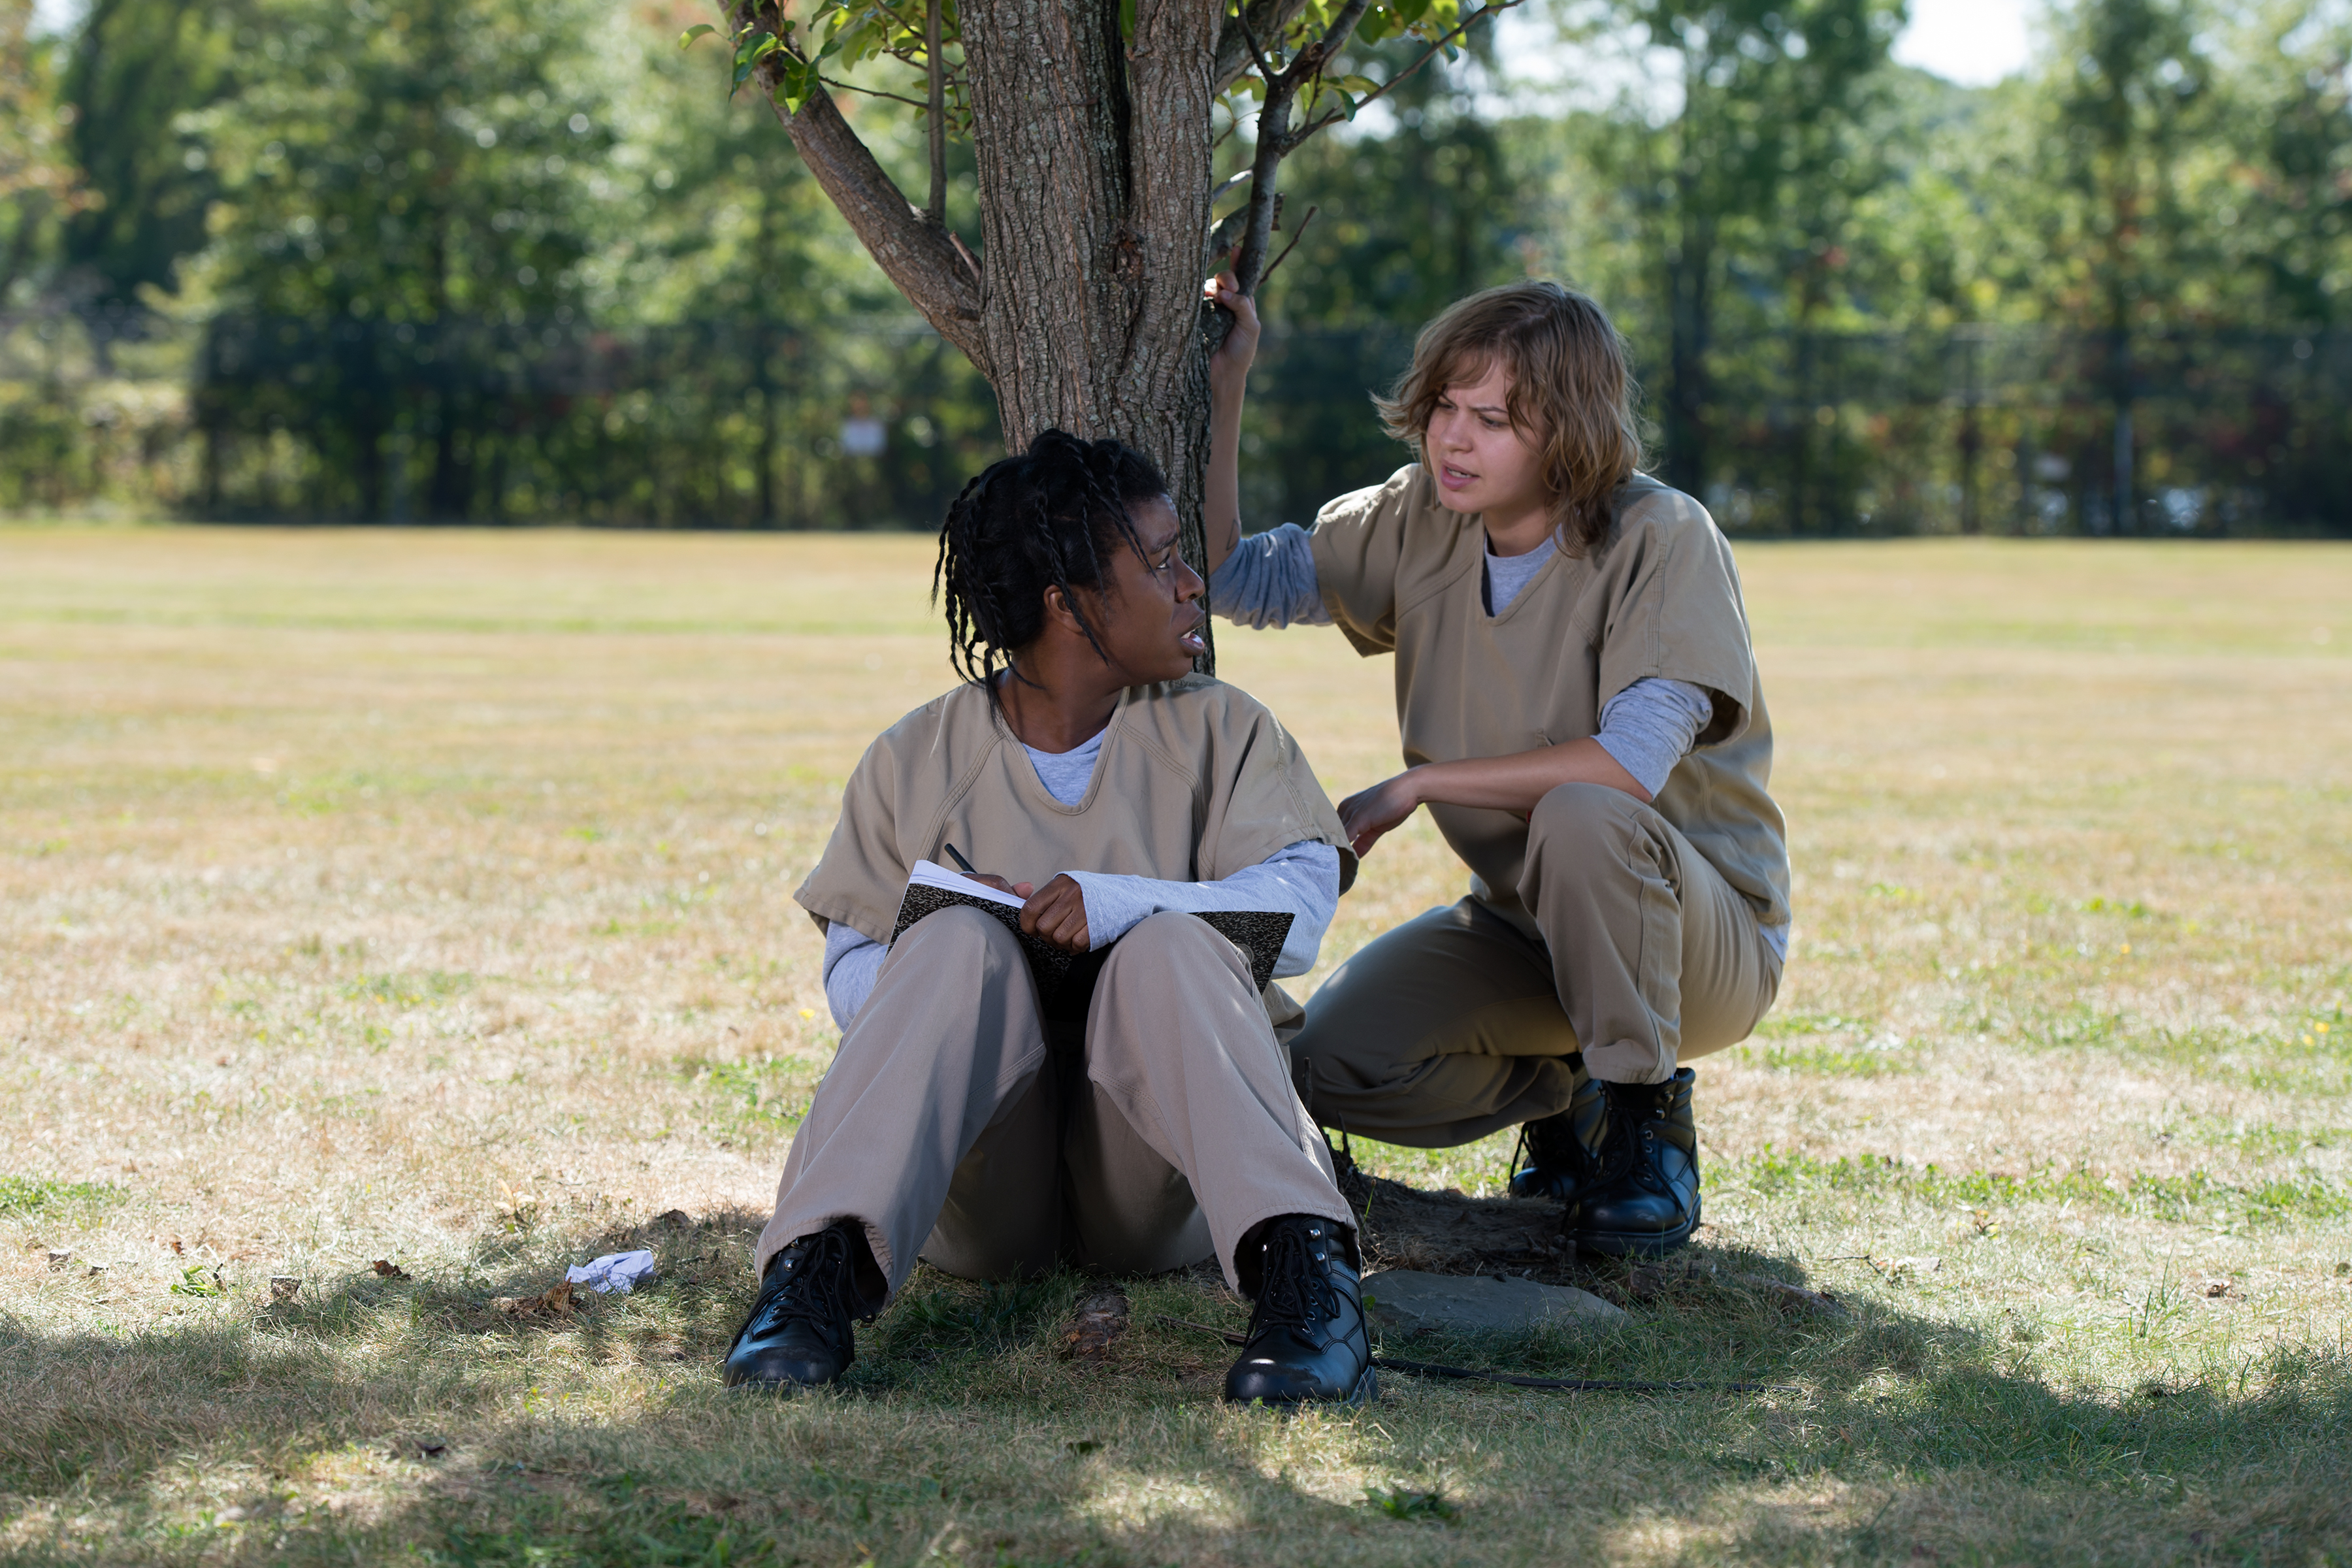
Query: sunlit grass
1 527 2348 1564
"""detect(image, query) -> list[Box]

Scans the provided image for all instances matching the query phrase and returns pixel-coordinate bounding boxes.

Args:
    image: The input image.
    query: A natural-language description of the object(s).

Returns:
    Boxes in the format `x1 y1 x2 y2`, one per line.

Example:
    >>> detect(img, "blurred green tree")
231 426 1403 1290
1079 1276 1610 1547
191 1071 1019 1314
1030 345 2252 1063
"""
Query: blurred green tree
56 0 244 309
188 0 613 517
1261 42 1528 330
0 0 88 302
2222 0 2351 329
1237 42 1534 518
2031 0 2213 529
1581 0 1908 498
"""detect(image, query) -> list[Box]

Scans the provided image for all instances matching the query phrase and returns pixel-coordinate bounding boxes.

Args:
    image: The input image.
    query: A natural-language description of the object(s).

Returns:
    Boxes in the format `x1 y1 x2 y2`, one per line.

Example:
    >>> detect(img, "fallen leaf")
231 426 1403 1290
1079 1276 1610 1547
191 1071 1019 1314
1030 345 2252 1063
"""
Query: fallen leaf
2204 1278 2234 1298
370 1259 410 1279
494 1279 580 1318
1057 1287 1129 1363
270 1275 302 1302
170 1239 185 1256
46 1250 71 1269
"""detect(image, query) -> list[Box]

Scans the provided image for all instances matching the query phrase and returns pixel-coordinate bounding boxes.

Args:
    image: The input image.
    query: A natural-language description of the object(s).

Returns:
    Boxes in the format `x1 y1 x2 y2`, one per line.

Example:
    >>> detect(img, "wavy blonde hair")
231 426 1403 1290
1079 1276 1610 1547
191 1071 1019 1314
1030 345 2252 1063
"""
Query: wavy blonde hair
1375 280 1644 555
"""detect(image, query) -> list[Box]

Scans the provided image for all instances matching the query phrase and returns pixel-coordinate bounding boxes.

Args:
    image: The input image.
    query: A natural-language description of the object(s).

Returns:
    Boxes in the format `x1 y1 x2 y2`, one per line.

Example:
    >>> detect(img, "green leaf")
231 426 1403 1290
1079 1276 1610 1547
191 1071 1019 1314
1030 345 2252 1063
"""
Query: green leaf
731 31 783 96
170 1264 228 1298
1354 10 1393 44
678 22 715 48
772 52 822 115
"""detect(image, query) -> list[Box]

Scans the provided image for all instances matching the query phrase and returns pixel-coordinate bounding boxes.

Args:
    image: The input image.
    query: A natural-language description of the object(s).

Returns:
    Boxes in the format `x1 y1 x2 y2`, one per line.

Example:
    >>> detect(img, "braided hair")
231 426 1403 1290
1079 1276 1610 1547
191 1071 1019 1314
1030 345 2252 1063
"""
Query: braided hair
933 429 1170 694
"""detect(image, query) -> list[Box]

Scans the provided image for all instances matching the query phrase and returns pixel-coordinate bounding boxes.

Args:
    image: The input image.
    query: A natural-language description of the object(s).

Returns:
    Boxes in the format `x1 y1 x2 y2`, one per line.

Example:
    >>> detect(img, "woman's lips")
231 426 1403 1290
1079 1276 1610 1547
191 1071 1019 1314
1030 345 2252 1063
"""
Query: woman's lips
1438 464 1476 489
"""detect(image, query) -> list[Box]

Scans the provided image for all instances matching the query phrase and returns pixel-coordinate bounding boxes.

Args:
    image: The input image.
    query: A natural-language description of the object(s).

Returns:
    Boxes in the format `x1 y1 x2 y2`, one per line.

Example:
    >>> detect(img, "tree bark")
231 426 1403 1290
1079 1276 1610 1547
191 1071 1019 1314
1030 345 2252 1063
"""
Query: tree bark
747 0 1224 659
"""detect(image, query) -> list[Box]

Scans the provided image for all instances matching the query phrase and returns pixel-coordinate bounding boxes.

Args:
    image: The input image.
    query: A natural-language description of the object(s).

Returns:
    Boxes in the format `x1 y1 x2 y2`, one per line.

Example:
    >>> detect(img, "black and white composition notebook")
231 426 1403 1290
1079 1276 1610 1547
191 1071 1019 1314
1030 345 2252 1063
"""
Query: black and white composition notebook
889 859 1293 1000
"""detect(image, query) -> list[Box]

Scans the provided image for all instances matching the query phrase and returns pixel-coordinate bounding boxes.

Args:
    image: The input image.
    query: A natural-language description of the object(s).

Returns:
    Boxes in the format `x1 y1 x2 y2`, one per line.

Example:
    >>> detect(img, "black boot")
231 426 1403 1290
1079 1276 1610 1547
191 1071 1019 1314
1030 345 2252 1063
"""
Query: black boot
721 1220 871 1389
1563 1068 1700 1256
1222 1215 1375 1407
1507 1054 1607 1202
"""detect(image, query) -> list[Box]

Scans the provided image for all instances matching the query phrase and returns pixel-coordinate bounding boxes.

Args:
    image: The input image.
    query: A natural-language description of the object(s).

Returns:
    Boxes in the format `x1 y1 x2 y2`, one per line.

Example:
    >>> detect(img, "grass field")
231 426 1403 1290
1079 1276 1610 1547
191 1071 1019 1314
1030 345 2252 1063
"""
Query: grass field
1 526 2348 1566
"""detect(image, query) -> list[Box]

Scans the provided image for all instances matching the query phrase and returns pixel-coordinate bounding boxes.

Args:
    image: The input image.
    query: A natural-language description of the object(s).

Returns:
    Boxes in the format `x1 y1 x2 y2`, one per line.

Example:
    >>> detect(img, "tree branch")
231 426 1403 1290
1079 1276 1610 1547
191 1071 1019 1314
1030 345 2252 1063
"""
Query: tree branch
924 0 947 223
1257 202 1316 286
1211 0 1314 93
1231 97 1291 293
1313 0 1380 58
1285 3 1523 162
738 0 984 367
822 79 938 109
1229 0 1373 292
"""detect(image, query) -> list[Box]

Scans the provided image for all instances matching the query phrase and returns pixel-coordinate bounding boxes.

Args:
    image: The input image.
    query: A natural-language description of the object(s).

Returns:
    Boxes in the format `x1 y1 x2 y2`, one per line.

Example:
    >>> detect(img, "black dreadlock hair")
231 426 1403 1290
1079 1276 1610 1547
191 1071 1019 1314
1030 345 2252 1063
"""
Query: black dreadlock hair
932 428 1170 696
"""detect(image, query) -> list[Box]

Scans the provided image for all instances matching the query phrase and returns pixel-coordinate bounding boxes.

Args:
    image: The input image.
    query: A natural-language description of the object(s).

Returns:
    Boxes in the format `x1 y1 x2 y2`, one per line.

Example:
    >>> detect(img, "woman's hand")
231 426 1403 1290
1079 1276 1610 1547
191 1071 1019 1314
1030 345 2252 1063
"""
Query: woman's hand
1019 873 1091 953
1205 272 1259 397
1338 770 1424 858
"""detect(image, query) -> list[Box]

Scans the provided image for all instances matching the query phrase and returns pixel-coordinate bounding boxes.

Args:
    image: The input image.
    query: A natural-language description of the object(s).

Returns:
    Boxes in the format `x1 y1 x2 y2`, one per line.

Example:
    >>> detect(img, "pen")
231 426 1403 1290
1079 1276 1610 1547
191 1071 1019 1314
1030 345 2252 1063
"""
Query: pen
942 842 979 875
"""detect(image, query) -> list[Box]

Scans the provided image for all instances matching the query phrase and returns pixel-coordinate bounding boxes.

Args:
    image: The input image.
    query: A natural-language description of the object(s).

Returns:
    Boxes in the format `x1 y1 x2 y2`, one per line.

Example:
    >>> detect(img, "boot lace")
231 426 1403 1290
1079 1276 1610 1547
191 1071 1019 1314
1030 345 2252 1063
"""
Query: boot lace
1592 1082 1665 1187
753 1225 853 1334
1251 1222 1339 1335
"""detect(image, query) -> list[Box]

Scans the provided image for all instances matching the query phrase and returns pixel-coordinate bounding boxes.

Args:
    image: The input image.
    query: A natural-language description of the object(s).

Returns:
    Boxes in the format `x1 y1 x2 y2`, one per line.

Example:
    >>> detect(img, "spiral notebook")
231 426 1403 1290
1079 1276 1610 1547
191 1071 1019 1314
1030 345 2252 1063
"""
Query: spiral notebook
889 859 1292 999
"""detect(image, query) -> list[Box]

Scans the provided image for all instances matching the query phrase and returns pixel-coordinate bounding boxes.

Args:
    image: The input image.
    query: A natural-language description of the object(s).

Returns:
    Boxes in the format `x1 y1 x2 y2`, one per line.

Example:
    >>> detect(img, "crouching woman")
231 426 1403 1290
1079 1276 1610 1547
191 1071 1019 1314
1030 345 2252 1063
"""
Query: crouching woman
724 430 1372 1406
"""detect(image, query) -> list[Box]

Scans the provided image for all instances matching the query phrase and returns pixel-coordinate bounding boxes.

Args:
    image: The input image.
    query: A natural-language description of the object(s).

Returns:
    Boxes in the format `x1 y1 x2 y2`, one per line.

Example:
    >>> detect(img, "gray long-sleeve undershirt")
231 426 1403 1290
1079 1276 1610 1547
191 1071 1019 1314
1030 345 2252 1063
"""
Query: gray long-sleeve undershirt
1211 523 1789 964
817 729 1343 1027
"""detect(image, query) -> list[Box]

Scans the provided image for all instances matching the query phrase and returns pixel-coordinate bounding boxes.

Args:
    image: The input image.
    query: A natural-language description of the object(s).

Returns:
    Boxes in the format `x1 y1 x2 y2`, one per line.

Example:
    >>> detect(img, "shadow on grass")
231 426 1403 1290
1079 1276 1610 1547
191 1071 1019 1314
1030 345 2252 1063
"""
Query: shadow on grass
1 1203 2348 1565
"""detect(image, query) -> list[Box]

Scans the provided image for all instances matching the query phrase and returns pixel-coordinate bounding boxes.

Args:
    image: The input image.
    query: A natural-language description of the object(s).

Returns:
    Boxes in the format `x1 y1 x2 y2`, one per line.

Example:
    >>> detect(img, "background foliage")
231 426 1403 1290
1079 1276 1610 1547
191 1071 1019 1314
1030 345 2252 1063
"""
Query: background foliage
1 0 2347 533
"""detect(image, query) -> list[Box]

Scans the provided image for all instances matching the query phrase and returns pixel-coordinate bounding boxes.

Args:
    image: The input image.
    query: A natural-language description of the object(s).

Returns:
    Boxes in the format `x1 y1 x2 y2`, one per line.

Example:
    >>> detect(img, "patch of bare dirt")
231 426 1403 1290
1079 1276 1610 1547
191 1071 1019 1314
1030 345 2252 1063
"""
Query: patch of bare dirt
1353 1174 1575 1281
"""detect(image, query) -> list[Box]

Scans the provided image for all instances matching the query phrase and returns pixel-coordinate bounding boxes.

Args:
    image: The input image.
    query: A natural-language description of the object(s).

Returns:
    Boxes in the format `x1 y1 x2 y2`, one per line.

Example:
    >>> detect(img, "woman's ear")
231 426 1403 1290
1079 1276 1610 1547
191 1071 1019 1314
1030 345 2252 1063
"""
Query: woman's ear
1040 583 1083 634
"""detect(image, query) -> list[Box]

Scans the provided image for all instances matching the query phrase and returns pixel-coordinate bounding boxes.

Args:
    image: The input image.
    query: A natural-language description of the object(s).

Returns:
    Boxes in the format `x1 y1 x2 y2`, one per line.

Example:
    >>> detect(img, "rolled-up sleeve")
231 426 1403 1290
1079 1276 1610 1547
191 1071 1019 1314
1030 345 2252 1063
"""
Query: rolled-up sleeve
1593 678 1716 799
1210 525 1332 629
820 921 887 1029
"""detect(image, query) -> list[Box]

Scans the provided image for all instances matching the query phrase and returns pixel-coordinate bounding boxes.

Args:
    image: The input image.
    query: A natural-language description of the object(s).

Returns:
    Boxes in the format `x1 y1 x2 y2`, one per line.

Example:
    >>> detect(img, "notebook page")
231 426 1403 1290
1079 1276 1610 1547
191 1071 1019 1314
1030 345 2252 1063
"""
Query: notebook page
907 858 1027 911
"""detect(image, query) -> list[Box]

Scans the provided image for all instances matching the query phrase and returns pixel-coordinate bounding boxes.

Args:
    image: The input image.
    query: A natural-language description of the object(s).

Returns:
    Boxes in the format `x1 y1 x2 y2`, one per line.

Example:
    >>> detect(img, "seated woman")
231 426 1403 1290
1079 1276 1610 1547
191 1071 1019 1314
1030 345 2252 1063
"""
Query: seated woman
724 430 1371 1406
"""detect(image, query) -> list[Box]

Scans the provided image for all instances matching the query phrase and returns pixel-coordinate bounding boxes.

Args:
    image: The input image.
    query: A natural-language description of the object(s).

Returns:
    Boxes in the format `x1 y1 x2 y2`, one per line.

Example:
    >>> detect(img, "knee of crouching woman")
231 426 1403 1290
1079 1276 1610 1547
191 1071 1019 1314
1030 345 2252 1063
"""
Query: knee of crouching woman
1528 778 1640 850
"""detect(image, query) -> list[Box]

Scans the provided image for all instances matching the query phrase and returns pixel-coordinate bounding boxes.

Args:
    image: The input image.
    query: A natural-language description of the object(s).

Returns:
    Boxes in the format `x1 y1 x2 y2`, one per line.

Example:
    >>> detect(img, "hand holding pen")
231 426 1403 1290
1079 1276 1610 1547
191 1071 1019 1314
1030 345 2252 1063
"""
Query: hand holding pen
944 841 1090 955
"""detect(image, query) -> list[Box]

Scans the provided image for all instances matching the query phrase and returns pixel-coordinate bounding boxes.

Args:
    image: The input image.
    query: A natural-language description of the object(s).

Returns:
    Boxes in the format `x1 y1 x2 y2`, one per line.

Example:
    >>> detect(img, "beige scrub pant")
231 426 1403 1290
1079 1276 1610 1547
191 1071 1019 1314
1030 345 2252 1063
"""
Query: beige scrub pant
1290 781 1782 1147
755 906 1352 1304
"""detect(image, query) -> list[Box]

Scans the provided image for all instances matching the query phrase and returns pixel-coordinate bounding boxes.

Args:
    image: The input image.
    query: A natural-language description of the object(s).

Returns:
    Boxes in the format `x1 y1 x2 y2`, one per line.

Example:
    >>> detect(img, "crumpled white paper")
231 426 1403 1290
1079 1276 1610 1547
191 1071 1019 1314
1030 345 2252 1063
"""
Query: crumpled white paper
564 1249 658 1294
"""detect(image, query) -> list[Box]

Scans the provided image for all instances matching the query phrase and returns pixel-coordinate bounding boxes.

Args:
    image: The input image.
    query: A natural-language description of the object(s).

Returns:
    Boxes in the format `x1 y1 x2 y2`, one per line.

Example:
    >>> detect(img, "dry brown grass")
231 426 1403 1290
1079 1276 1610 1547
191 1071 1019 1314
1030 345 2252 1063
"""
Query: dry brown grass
1 526 2347 1566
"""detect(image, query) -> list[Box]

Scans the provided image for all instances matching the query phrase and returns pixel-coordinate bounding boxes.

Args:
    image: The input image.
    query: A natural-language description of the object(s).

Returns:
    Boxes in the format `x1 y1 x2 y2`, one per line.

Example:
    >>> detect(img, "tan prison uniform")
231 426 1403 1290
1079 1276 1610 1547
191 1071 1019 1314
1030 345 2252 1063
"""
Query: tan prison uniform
759 676 1360 1297
1292 466 1788 1135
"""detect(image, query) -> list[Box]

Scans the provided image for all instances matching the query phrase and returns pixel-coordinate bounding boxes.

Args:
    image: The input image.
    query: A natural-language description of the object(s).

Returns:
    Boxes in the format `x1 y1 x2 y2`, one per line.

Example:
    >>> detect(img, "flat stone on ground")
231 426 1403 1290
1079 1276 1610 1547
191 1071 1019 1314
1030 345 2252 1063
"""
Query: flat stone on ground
1362 1269 1628 1333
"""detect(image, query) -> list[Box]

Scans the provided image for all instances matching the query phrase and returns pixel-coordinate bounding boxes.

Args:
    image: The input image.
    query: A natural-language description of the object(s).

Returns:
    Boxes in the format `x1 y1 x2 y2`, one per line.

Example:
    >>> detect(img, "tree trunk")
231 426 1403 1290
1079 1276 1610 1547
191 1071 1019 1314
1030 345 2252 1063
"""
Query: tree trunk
960 0 1218 547
743 0 1252 664
1661 216 1714 502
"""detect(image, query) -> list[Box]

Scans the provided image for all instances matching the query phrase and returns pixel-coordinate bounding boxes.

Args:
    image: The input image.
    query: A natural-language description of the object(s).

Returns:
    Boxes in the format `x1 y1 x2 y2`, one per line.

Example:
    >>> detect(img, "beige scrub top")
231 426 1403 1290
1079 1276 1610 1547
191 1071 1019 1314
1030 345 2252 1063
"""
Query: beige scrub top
1307 464 1790 944
794 675 1358 1027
